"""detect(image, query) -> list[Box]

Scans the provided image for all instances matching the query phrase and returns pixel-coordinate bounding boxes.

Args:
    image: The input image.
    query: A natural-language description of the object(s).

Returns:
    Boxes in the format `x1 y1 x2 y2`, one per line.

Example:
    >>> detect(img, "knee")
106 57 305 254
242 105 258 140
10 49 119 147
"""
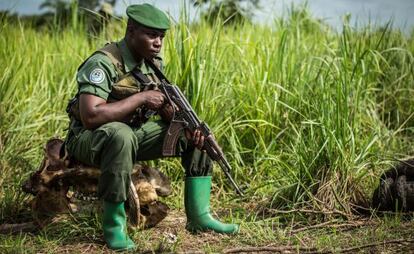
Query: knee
103 122 138 151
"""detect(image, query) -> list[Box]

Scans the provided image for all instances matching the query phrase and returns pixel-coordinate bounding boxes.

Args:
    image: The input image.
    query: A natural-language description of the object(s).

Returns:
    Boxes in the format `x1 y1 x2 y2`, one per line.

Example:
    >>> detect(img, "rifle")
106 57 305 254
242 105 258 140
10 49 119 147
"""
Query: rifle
139 60 244 197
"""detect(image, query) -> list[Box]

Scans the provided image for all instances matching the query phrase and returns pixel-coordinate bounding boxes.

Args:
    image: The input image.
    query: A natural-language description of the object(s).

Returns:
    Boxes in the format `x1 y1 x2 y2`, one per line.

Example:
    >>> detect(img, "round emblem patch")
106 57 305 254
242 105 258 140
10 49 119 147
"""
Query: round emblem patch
89 68 105 84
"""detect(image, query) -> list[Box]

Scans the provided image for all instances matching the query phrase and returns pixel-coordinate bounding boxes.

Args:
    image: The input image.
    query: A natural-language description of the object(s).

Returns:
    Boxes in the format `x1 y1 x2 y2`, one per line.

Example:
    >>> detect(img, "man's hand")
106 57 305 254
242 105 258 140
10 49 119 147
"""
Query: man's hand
143 90 165 110
158 103 174 122
185 129 205 150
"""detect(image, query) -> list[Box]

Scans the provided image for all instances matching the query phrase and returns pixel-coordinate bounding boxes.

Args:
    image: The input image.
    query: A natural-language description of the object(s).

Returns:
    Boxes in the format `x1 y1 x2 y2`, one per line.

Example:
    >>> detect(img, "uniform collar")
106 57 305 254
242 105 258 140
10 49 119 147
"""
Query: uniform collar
118 39 154 74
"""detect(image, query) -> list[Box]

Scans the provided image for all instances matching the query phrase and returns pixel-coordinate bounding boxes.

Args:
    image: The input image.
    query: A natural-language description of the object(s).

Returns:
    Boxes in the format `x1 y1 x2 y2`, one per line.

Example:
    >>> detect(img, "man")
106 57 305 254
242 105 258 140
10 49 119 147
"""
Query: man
65 3 239 251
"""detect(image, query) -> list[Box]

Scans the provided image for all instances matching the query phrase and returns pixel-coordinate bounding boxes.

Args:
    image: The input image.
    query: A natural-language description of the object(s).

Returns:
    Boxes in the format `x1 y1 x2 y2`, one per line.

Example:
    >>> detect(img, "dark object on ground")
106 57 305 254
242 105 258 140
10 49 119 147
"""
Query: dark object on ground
372 159 414 211
0 222 37 234
21 138 172 229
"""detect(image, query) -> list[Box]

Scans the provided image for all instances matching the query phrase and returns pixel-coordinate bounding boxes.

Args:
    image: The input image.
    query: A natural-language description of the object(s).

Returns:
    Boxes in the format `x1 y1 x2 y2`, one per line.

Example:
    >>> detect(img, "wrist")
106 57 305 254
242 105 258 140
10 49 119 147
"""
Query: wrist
135 91 148 105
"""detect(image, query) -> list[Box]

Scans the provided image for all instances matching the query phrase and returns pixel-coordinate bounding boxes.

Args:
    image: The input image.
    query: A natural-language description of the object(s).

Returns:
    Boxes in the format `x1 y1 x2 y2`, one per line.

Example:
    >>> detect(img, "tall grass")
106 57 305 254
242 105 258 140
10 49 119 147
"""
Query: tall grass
1 6 414 223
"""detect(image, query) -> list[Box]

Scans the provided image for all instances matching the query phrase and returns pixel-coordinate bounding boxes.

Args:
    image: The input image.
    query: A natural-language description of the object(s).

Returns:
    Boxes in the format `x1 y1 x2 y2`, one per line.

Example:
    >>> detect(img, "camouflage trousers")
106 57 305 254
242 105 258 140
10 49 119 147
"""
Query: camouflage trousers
65 120 212 202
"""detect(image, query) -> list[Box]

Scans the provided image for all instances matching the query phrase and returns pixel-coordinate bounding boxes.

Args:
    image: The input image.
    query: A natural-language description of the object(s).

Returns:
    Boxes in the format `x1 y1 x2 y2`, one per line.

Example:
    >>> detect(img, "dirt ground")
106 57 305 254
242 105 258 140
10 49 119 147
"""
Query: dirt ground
33 210 239 253
34 209 414 254
1 203 414 253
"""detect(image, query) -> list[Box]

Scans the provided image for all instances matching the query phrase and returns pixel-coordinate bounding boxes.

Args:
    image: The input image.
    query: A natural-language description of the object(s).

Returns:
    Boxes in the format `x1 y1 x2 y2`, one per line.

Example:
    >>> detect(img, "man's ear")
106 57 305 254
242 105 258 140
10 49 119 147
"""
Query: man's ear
127 20 141 36
127 23 134 35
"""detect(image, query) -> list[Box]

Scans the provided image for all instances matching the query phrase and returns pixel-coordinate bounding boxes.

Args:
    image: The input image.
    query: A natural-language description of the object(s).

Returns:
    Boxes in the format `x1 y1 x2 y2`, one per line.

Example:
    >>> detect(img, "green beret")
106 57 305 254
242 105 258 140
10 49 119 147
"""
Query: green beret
126 4 170 30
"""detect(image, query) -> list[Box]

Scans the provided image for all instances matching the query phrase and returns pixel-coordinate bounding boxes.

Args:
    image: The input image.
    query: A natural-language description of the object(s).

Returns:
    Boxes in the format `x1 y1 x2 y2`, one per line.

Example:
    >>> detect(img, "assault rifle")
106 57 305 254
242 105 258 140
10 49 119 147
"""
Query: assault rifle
142 60 244 197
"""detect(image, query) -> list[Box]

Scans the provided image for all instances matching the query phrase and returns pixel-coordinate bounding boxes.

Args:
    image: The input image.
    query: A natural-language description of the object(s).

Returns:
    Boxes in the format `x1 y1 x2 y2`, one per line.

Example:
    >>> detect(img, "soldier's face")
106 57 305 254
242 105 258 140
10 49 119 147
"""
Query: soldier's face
129 25 165 60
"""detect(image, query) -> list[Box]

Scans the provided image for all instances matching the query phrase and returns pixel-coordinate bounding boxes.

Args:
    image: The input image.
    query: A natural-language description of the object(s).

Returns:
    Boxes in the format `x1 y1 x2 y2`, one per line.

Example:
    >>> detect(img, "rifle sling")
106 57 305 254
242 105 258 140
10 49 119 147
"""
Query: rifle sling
144 59 171 83
131 68 152 85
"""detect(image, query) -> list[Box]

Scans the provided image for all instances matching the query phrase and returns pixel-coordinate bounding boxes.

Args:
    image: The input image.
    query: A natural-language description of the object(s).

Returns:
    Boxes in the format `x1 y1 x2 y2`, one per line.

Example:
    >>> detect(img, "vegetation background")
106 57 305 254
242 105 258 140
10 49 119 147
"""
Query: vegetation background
0 0 414 252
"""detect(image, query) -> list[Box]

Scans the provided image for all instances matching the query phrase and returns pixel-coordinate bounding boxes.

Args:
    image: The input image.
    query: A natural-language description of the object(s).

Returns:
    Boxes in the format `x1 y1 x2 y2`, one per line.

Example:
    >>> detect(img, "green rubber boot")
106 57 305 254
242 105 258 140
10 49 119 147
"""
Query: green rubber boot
103 201 136 251
184 176 239 234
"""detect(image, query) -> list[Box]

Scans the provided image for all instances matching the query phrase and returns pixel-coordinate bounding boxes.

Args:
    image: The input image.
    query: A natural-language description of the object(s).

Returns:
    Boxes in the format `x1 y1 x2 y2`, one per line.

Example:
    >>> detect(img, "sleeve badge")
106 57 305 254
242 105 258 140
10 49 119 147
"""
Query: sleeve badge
89 68 105 84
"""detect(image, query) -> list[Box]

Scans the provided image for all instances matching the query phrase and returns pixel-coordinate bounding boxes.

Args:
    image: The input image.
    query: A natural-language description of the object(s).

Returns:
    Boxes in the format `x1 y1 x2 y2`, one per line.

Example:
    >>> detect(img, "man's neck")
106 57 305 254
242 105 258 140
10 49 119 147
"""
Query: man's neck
125 37 143 64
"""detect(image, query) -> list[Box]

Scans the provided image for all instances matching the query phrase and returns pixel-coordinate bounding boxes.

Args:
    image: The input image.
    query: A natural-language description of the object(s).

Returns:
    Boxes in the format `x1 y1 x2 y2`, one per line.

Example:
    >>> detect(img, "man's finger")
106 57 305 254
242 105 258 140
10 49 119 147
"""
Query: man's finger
198 135 205 149
192 130 198 143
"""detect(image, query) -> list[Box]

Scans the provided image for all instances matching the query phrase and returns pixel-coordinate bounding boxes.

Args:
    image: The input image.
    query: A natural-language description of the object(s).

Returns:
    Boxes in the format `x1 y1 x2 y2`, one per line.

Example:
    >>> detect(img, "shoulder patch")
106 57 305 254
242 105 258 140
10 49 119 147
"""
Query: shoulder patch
89 68 105 84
